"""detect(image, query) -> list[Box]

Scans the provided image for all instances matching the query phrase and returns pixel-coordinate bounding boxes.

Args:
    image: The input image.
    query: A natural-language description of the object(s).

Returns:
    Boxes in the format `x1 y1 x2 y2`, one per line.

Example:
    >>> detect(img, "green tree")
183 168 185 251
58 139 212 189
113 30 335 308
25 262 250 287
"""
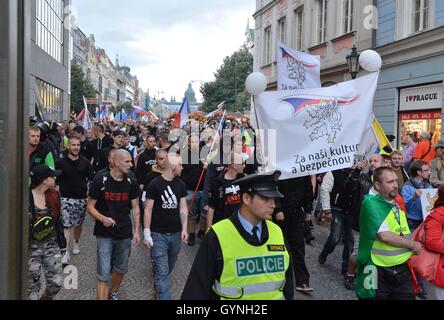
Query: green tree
118 102 133 114
70 64 97 114
201 45 253 113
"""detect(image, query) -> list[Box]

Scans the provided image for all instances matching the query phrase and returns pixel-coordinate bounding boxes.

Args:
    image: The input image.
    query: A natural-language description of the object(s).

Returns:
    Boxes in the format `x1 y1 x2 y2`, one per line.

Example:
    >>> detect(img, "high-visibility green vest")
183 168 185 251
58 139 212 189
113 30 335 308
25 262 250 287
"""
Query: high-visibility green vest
371 208 413 267
211 219 289 300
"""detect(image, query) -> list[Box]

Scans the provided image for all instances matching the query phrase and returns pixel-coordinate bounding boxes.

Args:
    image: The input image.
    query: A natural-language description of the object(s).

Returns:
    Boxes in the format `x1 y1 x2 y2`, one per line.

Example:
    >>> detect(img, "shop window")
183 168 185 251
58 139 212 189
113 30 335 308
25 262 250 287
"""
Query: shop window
398 111 441 147
36 78 63 122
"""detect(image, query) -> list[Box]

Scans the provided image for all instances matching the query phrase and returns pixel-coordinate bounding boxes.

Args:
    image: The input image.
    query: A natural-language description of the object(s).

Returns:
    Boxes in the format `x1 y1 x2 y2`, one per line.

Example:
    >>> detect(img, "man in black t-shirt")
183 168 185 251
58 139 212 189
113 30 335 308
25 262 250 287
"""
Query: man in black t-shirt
135 135 157 187
72 125 94 161
207 155 245 227
181 135 208 246
87 149 141 301
56 136 94 262
143 153 188 300
91 124 113 173
141 149 167 202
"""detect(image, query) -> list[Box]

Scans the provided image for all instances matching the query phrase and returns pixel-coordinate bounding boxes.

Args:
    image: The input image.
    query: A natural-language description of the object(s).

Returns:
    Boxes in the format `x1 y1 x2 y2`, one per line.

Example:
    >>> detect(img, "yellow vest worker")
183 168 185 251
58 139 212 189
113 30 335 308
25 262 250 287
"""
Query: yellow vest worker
356 167 422 300
371 207 413 267
181 171 294 300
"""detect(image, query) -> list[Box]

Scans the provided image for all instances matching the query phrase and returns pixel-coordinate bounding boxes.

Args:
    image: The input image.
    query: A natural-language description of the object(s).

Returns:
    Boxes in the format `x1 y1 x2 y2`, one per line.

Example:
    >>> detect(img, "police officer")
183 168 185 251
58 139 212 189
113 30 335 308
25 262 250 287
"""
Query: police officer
181 171 294 300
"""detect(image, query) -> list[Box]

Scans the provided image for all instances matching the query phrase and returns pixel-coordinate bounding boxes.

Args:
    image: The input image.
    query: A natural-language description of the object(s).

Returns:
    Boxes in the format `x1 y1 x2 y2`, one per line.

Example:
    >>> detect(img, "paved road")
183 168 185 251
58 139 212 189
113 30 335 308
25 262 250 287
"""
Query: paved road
56 216 356 300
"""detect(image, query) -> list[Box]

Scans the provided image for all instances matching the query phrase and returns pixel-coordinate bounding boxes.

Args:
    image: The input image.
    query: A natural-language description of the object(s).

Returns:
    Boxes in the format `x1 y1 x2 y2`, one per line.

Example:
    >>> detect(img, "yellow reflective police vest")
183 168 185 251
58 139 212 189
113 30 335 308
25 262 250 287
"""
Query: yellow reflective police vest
211 219 289 300
371 208 413 267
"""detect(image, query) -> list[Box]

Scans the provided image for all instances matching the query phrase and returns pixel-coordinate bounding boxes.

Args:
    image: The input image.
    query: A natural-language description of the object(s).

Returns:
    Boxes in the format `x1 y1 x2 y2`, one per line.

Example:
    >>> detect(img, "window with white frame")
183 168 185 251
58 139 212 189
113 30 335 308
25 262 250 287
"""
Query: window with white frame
316 0 328 44
278 17 287 44
294 7 303 50
264 26 272 65
342 0 354 34
412 0 430 33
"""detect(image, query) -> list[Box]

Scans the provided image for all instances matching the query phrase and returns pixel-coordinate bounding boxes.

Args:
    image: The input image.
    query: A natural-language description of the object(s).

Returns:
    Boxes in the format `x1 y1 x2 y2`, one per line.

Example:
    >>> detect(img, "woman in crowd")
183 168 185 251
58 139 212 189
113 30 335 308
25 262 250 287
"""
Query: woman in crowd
423 185 444 300
28 165 65 300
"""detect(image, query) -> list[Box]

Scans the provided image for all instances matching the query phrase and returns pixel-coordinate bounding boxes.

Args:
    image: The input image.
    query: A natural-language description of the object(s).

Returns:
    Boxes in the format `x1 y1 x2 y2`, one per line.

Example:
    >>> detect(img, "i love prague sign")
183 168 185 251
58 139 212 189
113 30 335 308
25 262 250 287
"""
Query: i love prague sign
400 83 443 111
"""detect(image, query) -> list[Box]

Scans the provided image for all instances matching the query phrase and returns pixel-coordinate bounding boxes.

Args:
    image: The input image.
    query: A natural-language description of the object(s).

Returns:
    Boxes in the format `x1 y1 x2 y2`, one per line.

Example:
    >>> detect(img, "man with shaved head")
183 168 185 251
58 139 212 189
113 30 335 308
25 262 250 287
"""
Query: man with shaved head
143 152 189 300
87 149 141 300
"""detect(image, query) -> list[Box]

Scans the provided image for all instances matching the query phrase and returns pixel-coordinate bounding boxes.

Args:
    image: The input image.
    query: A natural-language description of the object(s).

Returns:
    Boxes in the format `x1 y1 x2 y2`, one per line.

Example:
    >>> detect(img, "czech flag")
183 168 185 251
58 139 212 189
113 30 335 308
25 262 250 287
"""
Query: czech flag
173 98 190 128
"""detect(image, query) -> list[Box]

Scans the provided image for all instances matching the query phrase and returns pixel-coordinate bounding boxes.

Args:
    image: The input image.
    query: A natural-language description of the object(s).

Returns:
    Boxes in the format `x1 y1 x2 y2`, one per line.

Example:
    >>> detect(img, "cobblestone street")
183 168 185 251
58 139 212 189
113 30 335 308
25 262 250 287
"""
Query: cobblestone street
57 216 356 300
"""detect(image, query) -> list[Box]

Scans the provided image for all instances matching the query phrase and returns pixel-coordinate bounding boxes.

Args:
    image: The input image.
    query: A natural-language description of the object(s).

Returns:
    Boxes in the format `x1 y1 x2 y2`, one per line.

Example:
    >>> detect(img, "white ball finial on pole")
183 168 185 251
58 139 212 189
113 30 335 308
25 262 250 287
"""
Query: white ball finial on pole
359 50 382 72
245 72 268 95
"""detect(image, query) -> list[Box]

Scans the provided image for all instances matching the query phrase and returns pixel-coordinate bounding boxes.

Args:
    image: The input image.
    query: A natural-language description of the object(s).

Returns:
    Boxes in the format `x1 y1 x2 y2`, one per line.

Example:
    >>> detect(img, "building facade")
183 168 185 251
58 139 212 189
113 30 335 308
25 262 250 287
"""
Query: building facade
253 0 444 147
373 0 444 146
72 26 139 108
253 0 374 88
31 0 71 121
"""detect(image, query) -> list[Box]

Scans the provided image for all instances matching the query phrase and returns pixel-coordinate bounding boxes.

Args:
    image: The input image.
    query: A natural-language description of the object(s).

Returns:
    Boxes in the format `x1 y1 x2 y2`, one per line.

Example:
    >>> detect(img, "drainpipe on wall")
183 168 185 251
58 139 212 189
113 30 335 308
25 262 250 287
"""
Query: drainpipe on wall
372 0 377 49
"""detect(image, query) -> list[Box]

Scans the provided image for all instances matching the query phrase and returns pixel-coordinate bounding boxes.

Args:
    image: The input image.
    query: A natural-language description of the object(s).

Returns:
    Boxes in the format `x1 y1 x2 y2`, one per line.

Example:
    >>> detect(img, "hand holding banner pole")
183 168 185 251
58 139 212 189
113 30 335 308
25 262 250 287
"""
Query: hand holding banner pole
188 110 227 211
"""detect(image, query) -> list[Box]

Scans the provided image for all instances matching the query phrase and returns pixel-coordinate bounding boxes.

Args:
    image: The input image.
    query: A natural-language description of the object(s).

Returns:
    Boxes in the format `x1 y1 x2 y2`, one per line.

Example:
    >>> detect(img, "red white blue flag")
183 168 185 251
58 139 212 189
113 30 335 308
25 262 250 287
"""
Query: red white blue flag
277 42 321 91
173 98 190 128
254 73 380 179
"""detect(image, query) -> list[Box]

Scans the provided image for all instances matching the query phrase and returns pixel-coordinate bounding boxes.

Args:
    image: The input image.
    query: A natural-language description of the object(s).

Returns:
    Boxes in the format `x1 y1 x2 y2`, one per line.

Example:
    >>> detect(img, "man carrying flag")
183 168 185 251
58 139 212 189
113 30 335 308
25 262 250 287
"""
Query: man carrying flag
356 166 422 300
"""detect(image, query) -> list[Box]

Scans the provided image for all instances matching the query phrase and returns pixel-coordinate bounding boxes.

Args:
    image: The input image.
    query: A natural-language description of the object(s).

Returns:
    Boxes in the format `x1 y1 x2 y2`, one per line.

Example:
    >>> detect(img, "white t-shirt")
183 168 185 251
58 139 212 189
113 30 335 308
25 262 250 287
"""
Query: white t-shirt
377 201 400 234
378 220 390 233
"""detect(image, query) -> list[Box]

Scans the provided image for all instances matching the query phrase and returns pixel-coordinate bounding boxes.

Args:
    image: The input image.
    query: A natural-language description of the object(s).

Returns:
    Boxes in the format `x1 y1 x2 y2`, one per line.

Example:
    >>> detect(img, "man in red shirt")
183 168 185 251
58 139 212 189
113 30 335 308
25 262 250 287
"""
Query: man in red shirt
413 132 435 165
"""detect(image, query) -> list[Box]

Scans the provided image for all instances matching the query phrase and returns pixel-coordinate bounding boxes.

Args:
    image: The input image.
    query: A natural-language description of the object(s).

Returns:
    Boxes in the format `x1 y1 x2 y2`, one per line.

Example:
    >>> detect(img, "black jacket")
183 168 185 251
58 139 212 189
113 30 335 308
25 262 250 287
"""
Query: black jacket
346 168 373 231
181 212 294 300
181 148 205 191
30 143 53 170
276 176 314 215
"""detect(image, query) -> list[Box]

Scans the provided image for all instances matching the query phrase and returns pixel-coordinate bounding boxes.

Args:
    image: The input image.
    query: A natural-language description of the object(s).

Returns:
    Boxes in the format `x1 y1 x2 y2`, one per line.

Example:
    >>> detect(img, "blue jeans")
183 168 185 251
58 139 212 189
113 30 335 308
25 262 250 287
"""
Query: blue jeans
320 210 354 274
187 190 207 221
96 237 132 282
151 232 181 300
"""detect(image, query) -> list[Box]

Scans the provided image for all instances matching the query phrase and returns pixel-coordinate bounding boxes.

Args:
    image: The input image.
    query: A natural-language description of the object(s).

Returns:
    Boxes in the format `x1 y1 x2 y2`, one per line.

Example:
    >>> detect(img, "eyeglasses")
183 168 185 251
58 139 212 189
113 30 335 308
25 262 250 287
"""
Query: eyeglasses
420 168 430 172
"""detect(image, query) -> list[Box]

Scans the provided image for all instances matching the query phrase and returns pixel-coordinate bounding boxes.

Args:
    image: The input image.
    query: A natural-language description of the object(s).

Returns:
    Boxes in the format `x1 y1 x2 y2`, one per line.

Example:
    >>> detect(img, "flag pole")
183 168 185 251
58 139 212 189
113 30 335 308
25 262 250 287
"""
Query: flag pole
251 95 266 172
188 110 226 211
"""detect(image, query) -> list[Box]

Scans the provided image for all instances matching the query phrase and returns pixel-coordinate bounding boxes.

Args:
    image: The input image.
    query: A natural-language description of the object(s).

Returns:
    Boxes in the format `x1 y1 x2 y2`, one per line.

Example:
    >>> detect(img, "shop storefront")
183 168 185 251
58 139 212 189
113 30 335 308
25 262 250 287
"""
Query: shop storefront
398 83 443 146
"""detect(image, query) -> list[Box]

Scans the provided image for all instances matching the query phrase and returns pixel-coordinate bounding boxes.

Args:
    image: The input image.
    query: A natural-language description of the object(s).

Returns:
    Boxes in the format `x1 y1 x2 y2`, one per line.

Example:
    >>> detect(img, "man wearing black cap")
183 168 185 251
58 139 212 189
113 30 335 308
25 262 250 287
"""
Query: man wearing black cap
181 171 294 300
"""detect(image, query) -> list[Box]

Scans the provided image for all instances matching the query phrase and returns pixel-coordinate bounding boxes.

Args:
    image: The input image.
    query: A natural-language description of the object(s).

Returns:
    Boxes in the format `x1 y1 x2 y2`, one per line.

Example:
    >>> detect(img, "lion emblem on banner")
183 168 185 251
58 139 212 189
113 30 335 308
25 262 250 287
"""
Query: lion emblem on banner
304 100 343 144
287 58 306 88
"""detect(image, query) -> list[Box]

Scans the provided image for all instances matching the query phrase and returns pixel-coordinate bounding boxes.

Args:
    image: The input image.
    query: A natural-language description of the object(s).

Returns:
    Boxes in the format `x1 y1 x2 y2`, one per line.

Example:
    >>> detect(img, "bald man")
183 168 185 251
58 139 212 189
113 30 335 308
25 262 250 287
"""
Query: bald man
143 153 189 300
87 149 141 300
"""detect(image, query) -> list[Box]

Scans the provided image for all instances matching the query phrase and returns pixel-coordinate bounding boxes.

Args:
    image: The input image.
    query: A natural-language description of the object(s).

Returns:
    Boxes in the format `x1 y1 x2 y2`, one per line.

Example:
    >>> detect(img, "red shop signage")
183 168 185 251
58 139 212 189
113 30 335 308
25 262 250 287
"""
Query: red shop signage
399 111 442 121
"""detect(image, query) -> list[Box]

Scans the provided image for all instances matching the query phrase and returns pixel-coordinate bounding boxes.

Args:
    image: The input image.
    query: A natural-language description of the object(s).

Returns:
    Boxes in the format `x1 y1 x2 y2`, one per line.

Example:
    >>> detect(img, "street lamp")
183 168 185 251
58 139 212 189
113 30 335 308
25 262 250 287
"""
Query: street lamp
346 45 360 79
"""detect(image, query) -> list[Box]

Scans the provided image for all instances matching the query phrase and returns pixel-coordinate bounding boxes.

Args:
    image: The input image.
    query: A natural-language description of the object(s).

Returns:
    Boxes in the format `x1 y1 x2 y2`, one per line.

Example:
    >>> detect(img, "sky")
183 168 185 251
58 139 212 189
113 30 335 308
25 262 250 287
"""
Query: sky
72 0 256 103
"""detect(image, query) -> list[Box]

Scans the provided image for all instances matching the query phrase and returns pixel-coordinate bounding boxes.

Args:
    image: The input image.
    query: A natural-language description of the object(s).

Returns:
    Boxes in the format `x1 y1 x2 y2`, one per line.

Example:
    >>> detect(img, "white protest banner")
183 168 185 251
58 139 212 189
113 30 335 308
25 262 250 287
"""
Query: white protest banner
254 72 379 180
277 42 321 91
420 188 438 220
